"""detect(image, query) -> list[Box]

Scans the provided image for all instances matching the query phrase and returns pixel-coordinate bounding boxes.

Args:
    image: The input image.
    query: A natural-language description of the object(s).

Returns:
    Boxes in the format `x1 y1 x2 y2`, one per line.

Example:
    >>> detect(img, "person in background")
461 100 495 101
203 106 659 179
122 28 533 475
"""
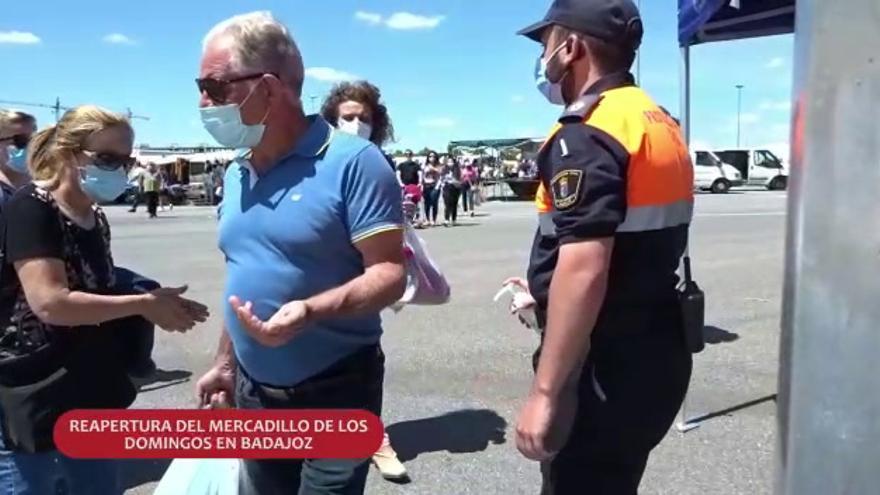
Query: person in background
194 12 405 494
397 149 422 188
421 151 442 227
0 111 36 201
127 162 146 213
460 159 478 217
0 105 207 494
203 162 216 206
158 165 173 211
441 156 463 226
320 80 410 481
142 163 160 218
211 162 225 206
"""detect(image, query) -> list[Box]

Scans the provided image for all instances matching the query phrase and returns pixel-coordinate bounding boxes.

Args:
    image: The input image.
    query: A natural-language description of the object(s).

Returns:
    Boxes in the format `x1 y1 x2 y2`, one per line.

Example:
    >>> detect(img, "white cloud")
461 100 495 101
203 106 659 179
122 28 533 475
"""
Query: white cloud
759 100 792 112
419 117 456 129
739 113 760 125
385 12 445 30
765 57 785 69
102 33 136 45
304 67 359 83
0 31 41 44
354 11 383 25
511 95 525 103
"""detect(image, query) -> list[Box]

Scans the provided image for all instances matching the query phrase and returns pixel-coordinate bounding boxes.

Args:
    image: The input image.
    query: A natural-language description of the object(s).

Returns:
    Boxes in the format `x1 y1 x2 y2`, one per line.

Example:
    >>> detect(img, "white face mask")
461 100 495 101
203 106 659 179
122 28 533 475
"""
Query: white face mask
535 42 568 106
337 117 373 141
200 81 268 149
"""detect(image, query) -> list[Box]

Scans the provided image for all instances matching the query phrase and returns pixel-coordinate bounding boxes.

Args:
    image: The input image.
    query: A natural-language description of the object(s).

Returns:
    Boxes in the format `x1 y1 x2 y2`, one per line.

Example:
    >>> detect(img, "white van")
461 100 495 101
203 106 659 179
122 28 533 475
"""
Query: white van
713 149 789 190
691 150 744 193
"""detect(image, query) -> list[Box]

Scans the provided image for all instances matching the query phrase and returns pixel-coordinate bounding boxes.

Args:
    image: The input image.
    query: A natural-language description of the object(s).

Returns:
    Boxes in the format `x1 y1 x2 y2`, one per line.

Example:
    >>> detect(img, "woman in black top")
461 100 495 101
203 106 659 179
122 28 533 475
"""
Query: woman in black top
0 106 208 494
441 157 463 226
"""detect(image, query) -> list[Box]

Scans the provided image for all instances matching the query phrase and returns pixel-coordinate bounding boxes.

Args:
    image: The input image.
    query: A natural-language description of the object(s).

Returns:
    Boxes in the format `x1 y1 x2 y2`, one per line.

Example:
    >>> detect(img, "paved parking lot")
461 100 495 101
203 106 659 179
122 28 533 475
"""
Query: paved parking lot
113 190 788 494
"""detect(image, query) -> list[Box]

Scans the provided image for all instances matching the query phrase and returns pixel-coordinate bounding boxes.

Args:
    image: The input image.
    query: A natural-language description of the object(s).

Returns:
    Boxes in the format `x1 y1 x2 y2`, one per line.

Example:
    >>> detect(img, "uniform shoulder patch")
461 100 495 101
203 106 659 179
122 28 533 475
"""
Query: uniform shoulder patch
550 169 583 210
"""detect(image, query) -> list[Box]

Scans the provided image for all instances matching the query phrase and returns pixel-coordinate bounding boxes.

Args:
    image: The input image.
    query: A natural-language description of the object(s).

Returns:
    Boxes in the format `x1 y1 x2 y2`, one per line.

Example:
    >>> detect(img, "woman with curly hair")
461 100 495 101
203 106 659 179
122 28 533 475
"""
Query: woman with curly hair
321 81 410 482
320 81 395 155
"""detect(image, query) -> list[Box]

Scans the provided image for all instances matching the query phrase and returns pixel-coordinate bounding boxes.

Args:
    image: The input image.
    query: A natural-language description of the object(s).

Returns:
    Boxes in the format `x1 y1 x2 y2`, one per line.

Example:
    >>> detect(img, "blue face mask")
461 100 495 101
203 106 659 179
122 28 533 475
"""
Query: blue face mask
6 146 29 175
80 165 129 203
535 43 568 106
200 82 268 149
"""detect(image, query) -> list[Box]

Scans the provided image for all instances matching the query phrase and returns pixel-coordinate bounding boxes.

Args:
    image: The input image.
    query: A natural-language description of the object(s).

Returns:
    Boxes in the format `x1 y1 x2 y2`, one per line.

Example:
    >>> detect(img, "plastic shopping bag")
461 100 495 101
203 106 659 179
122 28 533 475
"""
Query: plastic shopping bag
154 458 239 495
392 225 450 309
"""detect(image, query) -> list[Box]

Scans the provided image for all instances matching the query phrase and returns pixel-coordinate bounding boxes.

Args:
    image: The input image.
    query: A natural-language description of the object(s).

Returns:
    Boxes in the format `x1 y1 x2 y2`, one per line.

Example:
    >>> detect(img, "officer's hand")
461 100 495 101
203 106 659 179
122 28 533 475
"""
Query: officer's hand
516 390 557 461
229 296 310 348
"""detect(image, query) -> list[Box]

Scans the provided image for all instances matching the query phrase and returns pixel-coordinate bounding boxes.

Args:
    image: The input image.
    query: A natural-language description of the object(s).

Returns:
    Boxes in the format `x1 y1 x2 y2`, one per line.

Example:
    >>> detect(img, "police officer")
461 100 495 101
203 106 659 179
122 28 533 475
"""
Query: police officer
513 1 694 493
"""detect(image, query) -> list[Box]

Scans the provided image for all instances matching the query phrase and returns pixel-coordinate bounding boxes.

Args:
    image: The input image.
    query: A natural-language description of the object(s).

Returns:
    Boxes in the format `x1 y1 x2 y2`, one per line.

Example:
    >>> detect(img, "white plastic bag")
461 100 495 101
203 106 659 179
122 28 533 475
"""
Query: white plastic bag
154 458 239 495
392 225 450 310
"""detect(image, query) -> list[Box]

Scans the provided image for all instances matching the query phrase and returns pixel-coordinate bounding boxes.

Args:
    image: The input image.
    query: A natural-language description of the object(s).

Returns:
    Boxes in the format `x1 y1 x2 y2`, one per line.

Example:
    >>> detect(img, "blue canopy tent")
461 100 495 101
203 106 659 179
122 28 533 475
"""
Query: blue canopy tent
675 0 796 433
677 0 796 147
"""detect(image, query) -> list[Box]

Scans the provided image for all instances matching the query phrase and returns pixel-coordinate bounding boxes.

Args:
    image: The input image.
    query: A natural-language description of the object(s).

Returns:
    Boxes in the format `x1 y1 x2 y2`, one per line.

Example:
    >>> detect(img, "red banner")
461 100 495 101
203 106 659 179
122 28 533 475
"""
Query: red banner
54 409 384 459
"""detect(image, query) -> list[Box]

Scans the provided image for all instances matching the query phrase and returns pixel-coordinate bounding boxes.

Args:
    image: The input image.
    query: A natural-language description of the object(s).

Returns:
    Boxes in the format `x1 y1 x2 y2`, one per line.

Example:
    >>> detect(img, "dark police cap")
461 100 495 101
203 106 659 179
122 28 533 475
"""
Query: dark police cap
518 0 643 50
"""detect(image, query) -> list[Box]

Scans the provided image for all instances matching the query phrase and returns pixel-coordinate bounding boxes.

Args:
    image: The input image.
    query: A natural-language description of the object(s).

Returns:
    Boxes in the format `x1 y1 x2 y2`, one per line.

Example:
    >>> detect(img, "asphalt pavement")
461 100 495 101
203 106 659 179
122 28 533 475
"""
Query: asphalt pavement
112 189 788 495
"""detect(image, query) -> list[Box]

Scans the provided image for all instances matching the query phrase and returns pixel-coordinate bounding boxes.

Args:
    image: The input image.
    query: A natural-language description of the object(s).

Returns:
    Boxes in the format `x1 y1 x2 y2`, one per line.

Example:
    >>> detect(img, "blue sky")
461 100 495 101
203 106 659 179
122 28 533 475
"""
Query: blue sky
0 1 794 157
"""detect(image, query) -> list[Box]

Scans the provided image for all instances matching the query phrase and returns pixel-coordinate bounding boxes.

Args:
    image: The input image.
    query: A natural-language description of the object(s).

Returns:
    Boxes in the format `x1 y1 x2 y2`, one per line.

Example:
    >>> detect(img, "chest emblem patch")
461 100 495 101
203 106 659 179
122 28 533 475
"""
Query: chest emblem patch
551 169 584 210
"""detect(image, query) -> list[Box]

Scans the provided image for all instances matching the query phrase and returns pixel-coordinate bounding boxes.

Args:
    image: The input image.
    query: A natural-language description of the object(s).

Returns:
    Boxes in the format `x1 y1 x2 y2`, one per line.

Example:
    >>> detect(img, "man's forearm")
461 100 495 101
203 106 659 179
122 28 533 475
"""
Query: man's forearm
304 263 406 321
215 325 235 366
533 240 613 397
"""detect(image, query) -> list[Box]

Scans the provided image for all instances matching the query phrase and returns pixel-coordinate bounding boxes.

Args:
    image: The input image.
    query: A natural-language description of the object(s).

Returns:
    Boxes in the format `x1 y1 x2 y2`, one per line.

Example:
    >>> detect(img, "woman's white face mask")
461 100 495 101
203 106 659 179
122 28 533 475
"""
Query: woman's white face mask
338 117 373 141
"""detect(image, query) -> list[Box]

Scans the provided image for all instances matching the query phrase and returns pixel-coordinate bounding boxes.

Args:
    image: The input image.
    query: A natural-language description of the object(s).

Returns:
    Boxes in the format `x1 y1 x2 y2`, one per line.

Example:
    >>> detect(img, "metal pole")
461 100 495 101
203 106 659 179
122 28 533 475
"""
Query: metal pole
776 0 880 493
735 85 744 147
54 97 61 122
675 44 698 433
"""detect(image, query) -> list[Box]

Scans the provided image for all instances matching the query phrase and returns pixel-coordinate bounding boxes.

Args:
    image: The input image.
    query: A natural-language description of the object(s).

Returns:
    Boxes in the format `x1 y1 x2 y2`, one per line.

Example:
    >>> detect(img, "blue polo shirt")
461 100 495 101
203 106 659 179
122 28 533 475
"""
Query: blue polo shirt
218 116 403 386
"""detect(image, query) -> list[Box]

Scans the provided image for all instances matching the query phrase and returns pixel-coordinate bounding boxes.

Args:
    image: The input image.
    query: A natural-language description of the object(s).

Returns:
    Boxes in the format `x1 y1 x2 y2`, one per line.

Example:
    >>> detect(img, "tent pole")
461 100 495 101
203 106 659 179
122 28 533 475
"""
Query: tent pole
675 44 699 433
776 0 880 493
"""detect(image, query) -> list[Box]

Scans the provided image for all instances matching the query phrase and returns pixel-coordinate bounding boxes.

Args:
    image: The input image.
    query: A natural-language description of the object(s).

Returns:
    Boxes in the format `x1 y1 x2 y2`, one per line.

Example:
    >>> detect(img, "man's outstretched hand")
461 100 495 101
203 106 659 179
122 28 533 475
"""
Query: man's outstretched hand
228 296 310 348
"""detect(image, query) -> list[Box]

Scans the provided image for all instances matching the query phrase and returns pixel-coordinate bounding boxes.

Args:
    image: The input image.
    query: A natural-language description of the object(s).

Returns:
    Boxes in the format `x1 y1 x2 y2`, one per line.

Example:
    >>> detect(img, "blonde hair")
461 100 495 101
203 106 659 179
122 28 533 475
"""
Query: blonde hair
28 105 131 188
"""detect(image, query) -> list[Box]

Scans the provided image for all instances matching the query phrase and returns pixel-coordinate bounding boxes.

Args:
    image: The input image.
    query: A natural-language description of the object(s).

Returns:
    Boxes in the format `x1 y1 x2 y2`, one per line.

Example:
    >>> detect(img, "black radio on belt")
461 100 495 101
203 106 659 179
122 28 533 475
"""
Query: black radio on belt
679 255 705 354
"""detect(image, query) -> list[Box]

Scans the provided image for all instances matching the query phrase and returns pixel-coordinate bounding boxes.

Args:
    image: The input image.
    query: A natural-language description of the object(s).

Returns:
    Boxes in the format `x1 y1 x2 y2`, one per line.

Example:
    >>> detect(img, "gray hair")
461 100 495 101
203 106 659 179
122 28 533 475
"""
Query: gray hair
203 11 304 96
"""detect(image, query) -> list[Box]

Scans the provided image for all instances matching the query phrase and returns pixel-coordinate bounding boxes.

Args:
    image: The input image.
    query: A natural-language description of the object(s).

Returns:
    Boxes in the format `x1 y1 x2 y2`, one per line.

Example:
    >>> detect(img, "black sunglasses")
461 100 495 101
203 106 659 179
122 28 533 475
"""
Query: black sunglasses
196 72 278 104
81 150 136 171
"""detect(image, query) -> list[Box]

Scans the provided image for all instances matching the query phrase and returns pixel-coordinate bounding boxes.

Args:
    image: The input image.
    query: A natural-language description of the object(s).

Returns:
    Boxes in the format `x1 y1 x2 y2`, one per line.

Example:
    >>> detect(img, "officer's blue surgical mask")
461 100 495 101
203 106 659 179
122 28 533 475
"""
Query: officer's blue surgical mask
535 42 568 106
200 81 269 149
6 146 29 175
80 165 129 203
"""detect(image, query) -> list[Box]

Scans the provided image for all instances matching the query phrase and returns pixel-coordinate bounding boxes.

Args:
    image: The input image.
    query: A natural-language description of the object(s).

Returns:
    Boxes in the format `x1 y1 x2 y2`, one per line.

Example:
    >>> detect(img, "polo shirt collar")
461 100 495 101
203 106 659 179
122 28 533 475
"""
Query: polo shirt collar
236 115 334 189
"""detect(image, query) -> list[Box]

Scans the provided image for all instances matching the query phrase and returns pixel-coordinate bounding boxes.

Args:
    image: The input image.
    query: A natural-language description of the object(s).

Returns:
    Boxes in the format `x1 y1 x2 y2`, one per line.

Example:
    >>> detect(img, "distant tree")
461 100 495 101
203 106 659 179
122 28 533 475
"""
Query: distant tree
417 147 432 156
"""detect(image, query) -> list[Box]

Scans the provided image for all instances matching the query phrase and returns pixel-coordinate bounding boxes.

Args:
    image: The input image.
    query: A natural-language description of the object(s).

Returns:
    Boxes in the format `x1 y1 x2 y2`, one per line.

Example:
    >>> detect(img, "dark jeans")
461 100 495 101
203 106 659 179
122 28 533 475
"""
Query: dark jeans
128 191 142 211
537 306 692 495
442 185 461 222
145 192 159 217
461 183 472 212
235 345 384 495
423 185 439 222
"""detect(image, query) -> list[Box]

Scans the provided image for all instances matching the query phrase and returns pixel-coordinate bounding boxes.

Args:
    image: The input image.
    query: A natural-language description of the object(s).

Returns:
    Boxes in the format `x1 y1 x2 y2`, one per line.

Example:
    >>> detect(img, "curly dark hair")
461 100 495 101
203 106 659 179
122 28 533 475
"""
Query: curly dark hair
320 81 395 147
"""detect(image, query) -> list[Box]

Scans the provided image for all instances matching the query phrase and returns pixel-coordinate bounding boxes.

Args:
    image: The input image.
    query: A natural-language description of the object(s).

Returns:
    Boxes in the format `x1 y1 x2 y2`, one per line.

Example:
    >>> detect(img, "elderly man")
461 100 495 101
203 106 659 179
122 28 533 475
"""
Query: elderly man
194 11 406 495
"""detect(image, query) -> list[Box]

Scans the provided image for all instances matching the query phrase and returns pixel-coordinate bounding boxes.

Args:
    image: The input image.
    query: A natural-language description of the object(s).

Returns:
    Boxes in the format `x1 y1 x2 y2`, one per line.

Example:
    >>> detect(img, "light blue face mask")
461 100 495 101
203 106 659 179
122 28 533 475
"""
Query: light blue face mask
535 42 568 106
6 146 29 175
200 81 268 149
80 165 129 203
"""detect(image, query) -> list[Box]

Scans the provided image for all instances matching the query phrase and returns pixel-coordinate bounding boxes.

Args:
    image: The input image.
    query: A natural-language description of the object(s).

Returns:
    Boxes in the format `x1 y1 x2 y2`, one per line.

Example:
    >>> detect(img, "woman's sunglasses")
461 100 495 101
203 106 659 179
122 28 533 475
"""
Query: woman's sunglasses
82 150 136 171
195 72 278 104
0 134 29 149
